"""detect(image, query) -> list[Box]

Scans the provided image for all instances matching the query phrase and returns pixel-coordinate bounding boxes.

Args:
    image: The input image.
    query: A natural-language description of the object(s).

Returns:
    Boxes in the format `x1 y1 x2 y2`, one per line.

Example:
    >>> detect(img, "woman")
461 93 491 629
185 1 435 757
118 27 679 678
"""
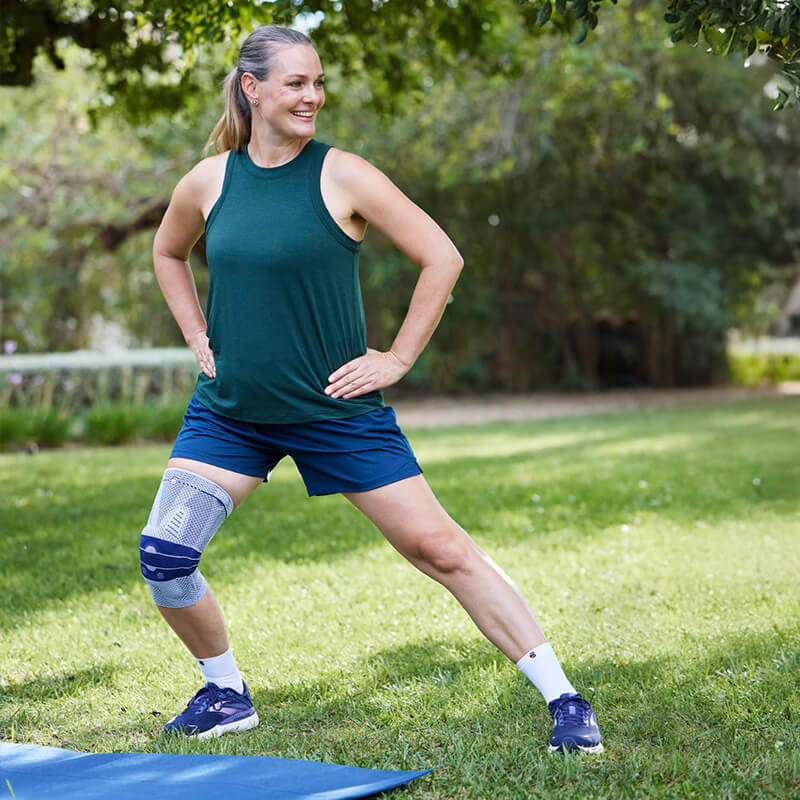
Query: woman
145 24 602 754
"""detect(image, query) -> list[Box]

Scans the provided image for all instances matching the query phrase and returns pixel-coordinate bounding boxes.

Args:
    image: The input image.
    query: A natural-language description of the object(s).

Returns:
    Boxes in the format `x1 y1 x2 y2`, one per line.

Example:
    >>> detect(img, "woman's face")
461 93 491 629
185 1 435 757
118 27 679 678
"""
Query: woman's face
254 44 325 138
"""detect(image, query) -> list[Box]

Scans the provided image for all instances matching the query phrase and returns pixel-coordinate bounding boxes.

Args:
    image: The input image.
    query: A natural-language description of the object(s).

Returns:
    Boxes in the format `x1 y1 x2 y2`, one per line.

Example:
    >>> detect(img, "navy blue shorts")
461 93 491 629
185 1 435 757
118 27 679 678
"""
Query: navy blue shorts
170 396 423 496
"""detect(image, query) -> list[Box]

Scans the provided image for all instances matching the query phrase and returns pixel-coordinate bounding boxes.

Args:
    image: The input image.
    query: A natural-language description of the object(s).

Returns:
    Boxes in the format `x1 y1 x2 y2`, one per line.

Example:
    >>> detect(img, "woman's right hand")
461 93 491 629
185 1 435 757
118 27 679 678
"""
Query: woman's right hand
187 330 216 379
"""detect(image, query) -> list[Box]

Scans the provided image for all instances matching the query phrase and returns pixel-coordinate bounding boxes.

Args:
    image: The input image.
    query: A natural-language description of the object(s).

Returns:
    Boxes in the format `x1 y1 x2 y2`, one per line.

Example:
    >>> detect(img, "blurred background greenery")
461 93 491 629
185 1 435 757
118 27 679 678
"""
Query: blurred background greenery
1 0 799 409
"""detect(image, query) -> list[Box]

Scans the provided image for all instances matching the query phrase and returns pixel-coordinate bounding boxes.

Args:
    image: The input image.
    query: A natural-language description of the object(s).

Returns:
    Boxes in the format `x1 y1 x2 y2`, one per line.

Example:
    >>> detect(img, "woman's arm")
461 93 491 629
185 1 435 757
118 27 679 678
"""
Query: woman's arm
324 150 464 400
152 165 217 379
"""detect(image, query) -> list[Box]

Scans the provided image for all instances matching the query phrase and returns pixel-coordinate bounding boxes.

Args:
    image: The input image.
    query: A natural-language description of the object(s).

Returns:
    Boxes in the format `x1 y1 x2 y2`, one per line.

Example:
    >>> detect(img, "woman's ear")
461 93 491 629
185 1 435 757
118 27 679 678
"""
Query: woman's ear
240 72 258 101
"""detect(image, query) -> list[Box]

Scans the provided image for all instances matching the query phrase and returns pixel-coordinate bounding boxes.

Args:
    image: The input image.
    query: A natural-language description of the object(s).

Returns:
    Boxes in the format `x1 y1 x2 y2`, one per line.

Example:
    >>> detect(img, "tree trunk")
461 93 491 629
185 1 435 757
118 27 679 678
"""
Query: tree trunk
575 311 598 389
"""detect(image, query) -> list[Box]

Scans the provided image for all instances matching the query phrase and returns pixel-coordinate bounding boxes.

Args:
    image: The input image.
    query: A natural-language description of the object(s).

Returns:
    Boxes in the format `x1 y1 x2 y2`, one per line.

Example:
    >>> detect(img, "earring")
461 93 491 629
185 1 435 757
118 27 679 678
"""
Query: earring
250 98 258 105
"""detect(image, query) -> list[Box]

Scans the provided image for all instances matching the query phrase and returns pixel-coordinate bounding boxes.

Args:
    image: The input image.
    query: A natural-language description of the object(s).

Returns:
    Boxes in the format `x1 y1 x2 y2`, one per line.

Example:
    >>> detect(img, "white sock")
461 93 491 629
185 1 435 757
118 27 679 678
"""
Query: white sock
516 642 577 704
196 647 244 694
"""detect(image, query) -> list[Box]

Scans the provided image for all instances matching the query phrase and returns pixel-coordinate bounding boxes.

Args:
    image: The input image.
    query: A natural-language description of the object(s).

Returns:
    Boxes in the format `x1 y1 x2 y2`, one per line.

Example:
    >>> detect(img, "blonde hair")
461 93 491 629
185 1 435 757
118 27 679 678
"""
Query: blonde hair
205 24 315 155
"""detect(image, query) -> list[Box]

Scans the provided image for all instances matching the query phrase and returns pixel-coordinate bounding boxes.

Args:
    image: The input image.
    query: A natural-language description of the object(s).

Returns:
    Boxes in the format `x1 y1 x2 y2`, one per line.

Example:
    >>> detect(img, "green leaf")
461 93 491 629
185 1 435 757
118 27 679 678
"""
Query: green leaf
773 86 790 111
704 26 727 54
536 1 553 26
574 19 590 44
684 21 701 46
555 0 567 16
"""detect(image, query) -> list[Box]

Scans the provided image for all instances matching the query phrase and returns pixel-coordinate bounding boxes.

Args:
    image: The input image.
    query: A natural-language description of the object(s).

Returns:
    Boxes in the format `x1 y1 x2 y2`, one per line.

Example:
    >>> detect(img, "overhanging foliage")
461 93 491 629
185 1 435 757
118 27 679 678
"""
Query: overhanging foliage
2 0 798 118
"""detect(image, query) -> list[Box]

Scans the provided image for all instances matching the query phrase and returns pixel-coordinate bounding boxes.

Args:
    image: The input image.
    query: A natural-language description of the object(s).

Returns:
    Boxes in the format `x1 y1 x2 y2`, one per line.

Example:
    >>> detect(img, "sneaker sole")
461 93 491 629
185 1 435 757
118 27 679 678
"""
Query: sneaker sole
196 711 260 740
549 740 604 754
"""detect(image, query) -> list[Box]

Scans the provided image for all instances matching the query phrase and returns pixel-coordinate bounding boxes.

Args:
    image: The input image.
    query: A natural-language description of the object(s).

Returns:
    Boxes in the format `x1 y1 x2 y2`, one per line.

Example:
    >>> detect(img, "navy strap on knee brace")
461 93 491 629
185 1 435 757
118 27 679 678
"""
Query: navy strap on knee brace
139 536 203 582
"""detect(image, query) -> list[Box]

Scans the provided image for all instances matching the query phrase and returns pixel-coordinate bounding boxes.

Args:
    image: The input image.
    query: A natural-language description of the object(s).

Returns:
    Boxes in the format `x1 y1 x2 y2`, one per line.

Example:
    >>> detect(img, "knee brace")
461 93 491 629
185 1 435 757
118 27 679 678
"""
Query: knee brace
139 468 234 608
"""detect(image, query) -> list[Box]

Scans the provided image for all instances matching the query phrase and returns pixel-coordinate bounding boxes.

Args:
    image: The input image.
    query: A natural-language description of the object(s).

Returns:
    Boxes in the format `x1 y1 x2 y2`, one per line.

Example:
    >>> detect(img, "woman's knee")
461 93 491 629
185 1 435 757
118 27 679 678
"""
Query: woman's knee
139 468 233 607
411 525 475 576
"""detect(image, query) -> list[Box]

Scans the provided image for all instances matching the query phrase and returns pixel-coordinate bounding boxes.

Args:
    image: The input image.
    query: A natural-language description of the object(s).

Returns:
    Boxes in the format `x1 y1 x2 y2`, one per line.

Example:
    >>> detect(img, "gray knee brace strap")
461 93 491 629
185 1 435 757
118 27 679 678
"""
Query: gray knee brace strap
140 468 234 608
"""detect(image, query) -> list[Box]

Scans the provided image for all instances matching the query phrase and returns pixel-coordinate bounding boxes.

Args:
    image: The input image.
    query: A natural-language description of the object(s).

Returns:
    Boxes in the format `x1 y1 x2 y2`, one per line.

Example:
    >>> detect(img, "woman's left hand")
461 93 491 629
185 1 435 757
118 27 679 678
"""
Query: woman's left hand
325 348 410 399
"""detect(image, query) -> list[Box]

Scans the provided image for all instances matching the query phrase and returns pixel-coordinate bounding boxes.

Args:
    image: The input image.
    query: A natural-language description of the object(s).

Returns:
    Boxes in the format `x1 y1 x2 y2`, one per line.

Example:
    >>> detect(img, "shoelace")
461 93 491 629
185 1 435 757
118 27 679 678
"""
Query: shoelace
551 694 590 727
186 682 227 715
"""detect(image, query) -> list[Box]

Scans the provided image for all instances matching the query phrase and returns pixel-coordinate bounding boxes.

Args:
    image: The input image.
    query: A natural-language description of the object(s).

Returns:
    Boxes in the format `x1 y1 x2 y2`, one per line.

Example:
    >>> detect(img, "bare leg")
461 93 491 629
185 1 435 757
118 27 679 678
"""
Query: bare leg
152 458 263 658
157 588 231 659
344 474 545 662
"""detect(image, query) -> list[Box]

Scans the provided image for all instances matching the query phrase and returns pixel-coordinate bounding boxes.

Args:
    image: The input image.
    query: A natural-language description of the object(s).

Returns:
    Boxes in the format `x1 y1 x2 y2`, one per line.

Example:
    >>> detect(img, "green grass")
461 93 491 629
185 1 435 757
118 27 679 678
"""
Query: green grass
1 397 799 799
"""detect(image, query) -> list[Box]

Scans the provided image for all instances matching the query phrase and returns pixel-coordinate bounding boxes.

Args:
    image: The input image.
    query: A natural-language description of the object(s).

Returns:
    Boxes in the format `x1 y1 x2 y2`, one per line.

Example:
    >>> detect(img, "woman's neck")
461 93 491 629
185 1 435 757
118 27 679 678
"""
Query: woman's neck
246 129 310 168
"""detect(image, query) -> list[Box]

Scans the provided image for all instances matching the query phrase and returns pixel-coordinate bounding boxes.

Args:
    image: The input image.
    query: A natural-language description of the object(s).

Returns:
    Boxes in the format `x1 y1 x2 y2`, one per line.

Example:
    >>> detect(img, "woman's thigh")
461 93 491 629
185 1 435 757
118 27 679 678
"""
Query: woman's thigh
343 474 465 557
167 457 263 509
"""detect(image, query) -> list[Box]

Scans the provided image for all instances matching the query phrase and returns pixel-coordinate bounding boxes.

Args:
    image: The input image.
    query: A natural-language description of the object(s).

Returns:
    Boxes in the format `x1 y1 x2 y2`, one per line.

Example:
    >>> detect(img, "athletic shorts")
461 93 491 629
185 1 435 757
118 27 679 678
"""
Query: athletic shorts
170 395 423 496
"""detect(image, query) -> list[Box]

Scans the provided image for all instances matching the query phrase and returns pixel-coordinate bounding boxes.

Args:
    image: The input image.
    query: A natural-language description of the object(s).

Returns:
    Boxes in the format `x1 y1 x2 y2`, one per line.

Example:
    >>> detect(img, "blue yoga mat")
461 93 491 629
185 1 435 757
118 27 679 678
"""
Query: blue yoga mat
0 743 431 799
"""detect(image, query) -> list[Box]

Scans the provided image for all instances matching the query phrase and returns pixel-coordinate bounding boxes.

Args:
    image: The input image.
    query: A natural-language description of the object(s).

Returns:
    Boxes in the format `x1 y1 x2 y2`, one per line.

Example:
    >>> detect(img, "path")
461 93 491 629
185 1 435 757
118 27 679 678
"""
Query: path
390 384 800 429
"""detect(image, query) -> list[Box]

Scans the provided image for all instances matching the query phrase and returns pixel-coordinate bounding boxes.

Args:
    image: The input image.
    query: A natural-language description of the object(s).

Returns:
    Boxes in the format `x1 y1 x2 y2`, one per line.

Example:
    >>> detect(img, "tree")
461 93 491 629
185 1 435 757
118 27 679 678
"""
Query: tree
2 0 798 121
345 8 799 389
2 5 797 389
535 0 800 108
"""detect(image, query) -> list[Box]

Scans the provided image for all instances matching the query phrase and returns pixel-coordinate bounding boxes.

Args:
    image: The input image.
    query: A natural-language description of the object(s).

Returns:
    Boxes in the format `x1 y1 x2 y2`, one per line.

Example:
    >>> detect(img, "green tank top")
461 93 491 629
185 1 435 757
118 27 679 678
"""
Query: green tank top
194 139 385 424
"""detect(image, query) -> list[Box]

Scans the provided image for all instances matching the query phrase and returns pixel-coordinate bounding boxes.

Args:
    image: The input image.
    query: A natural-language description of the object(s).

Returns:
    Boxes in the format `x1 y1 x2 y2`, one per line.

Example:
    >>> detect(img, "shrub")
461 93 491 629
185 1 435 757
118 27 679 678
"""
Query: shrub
0 408 33 449
139 400 187 441
82 404 145 445
0 399 191 449
728 354 800 386
30 409 74 448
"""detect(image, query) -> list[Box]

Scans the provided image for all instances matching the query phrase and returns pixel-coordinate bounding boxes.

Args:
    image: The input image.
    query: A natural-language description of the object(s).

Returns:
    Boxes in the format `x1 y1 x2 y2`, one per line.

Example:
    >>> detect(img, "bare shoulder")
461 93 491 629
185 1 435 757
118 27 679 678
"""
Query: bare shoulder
321 146 461 268
155 150 232 257
325 147 386 187
175 150 231 220
189 149 230 181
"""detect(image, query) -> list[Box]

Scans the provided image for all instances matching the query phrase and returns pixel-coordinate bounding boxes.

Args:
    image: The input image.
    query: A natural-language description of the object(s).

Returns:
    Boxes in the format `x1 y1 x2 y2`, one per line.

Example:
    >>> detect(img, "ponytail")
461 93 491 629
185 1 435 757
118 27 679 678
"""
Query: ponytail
205 68 251 154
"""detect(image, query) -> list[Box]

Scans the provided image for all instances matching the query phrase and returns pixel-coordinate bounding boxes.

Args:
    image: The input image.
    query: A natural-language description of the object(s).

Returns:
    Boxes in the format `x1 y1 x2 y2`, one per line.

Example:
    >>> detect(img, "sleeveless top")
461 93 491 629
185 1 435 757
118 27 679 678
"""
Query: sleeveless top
194 139 385 424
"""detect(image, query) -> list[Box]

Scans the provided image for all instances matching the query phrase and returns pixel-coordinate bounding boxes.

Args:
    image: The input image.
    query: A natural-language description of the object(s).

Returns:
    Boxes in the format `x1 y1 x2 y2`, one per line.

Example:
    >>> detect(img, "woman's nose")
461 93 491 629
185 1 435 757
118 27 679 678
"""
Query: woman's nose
303 86 322 104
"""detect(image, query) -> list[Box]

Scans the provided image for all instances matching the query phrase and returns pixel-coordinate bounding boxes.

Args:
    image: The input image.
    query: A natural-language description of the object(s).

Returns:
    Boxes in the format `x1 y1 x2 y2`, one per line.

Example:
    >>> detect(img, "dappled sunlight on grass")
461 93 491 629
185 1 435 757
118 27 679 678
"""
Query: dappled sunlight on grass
409 428 610 466
587 432 699 457
3 398 800 625
702 409 800 431
2 397 799 797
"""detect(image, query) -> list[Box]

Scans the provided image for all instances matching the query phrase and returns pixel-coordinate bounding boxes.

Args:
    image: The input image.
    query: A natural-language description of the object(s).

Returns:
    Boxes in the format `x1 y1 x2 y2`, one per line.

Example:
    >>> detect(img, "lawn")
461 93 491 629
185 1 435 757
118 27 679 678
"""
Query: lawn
1 397 798 799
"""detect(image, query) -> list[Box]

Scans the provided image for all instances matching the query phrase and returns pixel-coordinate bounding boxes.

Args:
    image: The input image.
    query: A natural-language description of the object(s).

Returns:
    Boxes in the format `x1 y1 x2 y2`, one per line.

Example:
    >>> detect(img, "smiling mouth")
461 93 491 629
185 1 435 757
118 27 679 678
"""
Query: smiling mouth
291 111 314 120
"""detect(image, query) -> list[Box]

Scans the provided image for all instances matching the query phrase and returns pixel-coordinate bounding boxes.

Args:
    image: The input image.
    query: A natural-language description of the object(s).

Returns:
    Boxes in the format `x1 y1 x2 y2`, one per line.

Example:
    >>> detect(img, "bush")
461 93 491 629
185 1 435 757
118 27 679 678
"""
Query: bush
0 399 190 450
82 404 146 445
30 409 74 448
139 400 187 441
0 408 33 449
728 354 800 386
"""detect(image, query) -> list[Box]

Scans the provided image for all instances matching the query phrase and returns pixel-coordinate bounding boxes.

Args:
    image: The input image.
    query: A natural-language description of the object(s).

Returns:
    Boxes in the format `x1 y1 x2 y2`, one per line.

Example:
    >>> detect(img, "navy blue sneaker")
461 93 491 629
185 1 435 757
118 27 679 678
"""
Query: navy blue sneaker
547 692 603 753
163 681 259 739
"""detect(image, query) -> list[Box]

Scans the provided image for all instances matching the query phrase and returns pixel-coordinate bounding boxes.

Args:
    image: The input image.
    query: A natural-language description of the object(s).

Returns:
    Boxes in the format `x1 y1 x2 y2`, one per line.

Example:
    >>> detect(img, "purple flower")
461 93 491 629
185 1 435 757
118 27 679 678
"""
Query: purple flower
3 340 17 354
8 372 23 386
